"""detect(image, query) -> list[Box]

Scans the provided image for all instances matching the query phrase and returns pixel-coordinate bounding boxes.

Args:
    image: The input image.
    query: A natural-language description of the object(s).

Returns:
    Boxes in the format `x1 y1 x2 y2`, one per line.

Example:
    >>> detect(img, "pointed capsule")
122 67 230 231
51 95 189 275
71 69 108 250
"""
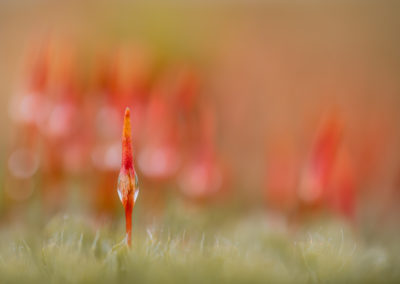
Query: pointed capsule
117 107 139 246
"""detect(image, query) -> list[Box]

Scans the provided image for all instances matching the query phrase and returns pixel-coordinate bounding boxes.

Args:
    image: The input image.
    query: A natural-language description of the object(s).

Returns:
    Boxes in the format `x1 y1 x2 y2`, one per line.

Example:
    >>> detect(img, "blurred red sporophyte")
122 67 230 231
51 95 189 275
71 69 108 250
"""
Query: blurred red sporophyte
117 107 139 246
328 148 356 220
299 114 343 204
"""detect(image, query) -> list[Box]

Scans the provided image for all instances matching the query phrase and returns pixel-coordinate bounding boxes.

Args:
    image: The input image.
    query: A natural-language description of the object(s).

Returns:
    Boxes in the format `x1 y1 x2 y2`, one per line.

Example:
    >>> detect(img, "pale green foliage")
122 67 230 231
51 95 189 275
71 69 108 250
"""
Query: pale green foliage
0 212 399 283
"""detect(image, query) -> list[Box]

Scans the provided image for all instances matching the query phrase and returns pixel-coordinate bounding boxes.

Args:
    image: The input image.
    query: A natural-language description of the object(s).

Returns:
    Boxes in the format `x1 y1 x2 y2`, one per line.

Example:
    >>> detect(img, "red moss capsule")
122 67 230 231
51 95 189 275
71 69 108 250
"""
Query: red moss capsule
117 107 139 246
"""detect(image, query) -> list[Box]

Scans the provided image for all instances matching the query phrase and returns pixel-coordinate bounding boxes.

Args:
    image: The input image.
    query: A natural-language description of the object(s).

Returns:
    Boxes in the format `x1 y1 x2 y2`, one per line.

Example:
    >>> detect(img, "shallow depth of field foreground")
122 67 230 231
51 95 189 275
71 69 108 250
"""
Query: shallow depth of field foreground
1 1 400 283
1 208 400 283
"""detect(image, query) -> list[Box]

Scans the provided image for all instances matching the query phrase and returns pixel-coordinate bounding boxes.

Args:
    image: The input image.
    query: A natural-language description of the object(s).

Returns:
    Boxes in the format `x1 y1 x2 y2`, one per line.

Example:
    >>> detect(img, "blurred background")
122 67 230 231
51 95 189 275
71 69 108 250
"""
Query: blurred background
1 0 400 237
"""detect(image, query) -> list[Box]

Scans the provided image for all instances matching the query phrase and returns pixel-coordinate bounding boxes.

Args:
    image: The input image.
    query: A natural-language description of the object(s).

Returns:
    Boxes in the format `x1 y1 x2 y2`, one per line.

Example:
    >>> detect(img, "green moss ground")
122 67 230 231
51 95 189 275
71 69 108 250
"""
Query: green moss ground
0 204 399 284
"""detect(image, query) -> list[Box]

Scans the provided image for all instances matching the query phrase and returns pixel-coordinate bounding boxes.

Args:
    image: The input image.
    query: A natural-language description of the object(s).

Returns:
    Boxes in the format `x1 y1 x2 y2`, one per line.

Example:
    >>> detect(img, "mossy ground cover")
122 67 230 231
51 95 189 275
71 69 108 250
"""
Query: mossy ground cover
0 204 399 284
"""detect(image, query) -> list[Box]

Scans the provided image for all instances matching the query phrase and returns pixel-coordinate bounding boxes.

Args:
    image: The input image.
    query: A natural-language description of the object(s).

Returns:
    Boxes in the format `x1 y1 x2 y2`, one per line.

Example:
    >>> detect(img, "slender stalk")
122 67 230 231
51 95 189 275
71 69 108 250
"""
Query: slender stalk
125 195 133 246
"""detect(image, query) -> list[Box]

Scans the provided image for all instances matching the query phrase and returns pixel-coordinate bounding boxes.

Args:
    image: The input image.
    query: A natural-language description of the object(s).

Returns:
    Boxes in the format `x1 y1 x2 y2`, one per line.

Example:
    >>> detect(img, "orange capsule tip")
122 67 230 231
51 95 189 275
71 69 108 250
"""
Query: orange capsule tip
122 106 133 169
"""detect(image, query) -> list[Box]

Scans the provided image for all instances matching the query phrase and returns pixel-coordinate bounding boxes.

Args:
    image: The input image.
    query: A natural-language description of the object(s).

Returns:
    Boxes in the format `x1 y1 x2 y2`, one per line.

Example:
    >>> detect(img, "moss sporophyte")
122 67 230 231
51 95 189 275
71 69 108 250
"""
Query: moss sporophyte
117 107 139 246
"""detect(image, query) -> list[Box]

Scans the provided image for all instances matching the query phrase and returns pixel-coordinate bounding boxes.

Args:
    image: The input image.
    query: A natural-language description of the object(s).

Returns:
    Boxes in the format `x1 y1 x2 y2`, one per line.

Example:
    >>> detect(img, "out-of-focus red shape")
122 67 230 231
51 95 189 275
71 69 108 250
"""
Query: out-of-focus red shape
327 148 357 220
169 65 199 115
296 112 358 221
264 137 298 214
299 113 343 205
178 105 227 201
138 86 181 181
